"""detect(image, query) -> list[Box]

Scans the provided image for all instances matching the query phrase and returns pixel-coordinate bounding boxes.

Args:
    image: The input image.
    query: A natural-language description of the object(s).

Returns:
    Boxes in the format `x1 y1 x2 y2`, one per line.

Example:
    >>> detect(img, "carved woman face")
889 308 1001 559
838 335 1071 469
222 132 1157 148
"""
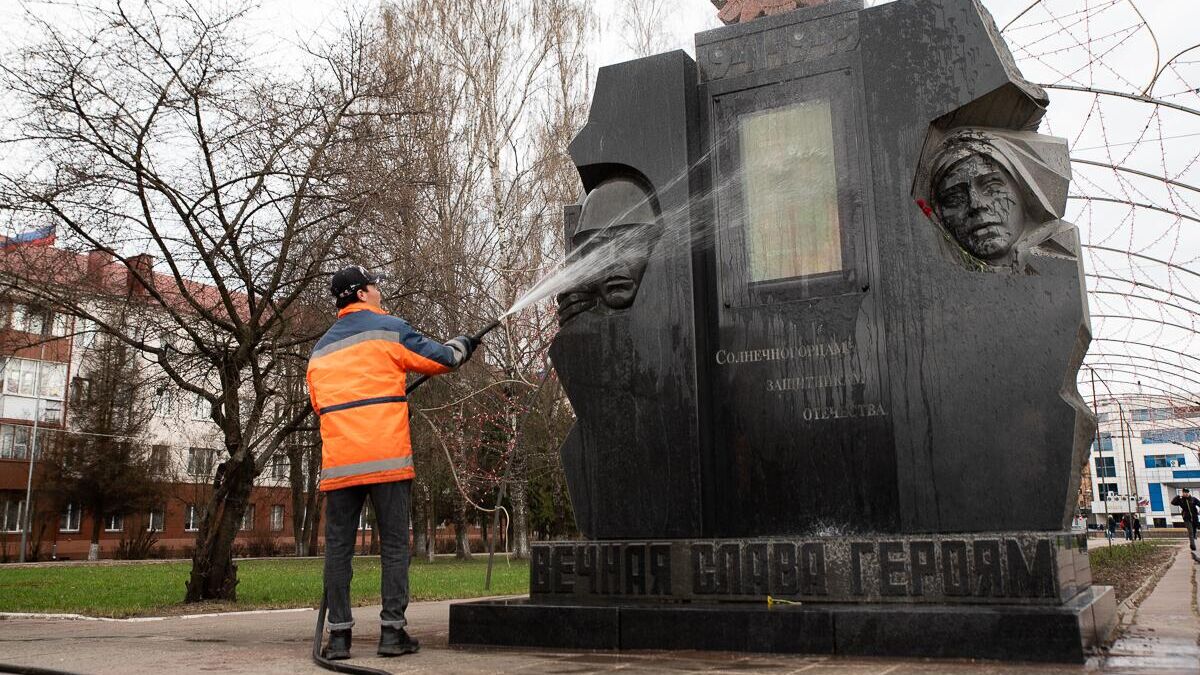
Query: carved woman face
935 154 1028 264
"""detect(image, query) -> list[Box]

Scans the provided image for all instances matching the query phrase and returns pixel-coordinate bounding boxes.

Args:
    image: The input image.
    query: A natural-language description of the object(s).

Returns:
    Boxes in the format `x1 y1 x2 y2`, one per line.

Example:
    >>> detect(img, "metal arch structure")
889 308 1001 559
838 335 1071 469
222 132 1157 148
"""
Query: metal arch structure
999 0 1200 433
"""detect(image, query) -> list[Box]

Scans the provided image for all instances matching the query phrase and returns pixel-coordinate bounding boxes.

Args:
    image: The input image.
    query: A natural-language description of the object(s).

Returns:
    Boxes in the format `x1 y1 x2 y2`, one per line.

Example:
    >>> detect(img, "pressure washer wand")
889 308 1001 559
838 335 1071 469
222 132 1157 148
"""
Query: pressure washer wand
406 318 502 394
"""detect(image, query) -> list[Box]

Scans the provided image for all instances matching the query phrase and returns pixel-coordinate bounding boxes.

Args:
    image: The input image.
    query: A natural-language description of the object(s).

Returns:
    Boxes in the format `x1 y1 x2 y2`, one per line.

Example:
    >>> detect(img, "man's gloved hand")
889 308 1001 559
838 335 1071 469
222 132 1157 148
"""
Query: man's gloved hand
446 336 475 367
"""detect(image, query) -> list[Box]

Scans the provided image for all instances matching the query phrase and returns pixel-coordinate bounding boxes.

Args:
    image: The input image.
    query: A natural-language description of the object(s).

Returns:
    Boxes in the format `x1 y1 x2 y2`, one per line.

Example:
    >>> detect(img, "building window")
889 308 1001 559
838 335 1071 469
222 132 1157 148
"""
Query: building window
1144 454 1186 469
192 393 209 420
1 357 67 393
1131 407 1173 422
38 362 65 399
1 359 67 425
104 514 123 532
41 400 62 424
1142 428 1200 445
8 305 67 337
1091 433 1114 452
60 503 80 532
2 499 23 532
147 508 164 532
240 504 256 531
70 377 92 406
358 504 372 531
0 424 32 460
10 303 27 331
10 303 45 335
269 453 288 480
270 505 284 532
184 504 202 532
187 447 215 477
1097 483 1120 501
1094 456 1117 478
153 386 174 415
4 359 37 396
150 445 169 475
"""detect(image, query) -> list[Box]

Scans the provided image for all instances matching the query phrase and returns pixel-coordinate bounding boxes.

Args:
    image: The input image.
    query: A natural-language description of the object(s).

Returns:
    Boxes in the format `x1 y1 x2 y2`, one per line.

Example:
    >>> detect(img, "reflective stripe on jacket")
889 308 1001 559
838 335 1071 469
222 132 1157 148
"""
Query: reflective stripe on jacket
306 304 456 491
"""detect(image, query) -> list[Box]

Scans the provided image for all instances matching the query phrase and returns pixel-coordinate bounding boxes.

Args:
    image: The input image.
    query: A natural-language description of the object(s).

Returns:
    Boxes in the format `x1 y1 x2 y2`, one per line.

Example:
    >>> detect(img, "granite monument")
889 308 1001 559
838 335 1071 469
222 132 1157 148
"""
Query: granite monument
450 0 1113 662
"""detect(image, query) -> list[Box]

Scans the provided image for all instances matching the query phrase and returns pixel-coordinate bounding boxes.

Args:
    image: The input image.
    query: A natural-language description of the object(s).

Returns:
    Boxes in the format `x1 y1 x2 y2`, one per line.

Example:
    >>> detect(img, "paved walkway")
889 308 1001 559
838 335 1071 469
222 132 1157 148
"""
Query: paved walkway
1 545 1197 674
1101 543 1200 673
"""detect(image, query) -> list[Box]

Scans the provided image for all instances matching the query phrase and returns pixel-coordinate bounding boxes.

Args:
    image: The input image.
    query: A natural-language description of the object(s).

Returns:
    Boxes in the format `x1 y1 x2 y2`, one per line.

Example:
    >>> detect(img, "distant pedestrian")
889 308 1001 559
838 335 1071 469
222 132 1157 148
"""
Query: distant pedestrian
1133 515 1142 541
1106 515 1116 543
1171 488 1200 553
1122 515 1133 541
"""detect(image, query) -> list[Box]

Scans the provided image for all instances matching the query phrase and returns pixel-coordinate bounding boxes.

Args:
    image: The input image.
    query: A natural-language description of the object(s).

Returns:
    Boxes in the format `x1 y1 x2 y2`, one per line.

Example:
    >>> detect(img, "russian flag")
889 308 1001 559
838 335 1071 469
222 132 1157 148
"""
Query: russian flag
0 225 56 249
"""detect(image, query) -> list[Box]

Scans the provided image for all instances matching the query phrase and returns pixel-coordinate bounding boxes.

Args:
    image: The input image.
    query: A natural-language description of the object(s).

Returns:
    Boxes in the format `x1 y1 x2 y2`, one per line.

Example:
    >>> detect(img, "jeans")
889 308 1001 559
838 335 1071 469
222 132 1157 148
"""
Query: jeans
324 479 412 630
1187 520 1197 551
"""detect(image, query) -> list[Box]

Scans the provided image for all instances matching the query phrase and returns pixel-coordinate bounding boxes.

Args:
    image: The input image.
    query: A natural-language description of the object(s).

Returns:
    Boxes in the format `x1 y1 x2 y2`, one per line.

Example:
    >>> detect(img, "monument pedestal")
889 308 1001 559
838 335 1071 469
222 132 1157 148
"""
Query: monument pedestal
449 585 1115 663
449 534 1117 663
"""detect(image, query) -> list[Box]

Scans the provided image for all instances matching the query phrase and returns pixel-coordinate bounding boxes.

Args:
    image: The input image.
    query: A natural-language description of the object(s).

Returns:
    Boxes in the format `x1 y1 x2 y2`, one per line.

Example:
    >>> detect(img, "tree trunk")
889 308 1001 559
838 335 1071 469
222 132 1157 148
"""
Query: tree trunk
424 488 435 562
88 512 103 561
412 481 429 559
305 491 322 557
511 477 529 559
453 493 472 560
290 456 308 557
184 455 254 602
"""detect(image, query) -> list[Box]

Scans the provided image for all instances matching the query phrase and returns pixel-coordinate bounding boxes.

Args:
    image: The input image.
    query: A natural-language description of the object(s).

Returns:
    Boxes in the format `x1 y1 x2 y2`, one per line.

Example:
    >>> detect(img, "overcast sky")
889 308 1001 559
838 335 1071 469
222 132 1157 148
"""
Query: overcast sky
3 0 1198 401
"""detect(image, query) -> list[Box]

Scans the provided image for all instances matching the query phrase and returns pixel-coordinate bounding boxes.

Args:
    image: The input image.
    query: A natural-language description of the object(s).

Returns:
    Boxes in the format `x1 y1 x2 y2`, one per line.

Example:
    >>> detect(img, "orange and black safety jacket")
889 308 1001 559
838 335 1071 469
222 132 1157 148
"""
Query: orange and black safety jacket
306 304 457 491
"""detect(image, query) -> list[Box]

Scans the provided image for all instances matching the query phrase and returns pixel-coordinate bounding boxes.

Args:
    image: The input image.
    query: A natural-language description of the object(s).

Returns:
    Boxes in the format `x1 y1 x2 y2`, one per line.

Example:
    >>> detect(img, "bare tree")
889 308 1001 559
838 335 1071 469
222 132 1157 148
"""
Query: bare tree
0 2 435 600
386 0 591 560
615 0 676 58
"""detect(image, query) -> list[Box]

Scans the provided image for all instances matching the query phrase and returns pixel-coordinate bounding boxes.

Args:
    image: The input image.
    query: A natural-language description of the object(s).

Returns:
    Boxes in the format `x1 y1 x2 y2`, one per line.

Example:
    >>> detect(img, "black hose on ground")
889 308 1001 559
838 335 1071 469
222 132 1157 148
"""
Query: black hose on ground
0 663 86 675
312 318 503 675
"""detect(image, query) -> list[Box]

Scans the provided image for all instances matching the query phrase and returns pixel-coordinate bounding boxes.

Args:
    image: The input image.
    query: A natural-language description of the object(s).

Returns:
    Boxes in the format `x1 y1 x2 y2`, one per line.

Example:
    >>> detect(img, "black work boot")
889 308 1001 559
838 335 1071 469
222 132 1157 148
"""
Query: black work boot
378 626 420 656
324 629 352 660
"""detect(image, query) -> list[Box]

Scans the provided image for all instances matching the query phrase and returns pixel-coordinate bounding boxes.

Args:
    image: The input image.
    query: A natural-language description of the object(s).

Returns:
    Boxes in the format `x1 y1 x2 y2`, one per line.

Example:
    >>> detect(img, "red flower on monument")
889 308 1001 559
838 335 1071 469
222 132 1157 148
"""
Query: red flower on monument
711 0 830 25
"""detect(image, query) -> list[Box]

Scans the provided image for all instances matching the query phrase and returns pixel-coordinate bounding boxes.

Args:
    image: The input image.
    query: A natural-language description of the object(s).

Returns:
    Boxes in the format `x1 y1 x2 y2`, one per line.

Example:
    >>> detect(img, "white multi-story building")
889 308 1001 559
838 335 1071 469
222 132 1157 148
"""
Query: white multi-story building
1087 394 1200 528
0 248 301 561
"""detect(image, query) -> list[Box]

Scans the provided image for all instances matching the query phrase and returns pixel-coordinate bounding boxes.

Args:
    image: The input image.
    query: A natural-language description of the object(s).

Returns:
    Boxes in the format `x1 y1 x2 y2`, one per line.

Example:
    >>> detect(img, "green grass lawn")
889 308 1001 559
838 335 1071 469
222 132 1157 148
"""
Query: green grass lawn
0 556 529 618
1090 541 1177 602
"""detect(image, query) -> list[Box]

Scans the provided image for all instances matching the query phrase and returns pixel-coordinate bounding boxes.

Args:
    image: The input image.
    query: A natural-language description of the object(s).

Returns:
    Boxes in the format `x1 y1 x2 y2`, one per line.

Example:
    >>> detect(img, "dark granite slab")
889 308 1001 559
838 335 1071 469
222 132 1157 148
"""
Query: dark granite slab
449 585 1116 663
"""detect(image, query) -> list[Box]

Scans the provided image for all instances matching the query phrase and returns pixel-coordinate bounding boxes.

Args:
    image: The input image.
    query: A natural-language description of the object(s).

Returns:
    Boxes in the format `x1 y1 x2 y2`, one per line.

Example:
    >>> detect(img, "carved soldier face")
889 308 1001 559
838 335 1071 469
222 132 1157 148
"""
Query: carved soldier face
556 224 655 325
556 177 661 326
576 223 655 308
935 154 1028 264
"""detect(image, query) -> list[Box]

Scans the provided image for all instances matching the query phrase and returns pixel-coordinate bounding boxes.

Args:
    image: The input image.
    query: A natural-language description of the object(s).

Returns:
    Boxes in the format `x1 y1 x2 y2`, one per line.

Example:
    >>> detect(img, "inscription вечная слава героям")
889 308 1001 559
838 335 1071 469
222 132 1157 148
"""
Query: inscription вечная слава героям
531 536 1071 604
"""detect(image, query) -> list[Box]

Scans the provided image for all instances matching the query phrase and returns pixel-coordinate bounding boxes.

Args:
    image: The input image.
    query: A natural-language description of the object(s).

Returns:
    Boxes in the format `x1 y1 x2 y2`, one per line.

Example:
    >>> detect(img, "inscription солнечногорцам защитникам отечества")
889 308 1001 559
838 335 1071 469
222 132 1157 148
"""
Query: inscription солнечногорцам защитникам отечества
714 340 886 418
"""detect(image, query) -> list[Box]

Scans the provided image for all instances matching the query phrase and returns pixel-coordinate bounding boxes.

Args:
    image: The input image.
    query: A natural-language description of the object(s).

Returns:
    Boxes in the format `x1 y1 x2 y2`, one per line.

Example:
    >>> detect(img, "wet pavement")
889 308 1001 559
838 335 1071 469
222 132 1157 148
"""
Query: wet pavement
0 544 1196 674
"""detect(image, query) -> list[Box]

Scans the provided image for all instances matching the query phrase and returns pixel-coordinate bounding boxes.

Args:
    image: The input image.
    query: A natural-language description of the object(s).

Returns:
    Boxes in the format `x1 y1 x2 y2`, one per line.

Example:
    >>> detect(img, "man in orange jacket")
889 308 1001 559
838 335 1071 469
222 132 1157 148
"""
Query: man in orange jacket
307 265 473 659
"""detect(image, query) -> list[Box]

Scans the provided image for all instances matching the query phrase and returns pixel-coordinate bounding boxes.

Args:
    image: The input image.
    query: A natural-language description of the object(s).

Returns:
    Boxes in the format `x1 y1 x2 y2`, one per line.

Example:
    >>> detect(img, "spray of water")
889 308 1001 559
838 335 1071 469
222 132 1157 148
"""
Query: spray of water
499 133 815 319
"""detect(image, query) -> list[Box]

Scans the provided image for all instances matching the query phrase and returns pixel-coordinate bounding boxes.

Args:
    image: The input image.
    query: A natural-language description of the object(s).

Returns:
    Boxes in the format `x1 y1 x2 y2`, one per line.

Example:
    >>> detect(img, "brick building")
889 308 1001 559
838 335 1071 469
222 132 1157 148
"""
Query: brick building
0 247 308 561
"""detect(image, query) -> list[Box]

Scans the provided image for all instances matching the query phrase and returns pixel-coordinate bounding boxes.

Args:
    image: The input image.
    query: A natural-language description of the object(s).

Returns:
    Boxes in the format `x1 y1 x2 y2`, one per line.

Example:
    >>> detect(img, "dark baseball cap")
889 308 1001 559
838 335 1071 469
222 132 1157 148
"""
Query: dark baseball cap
330 265 383 300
